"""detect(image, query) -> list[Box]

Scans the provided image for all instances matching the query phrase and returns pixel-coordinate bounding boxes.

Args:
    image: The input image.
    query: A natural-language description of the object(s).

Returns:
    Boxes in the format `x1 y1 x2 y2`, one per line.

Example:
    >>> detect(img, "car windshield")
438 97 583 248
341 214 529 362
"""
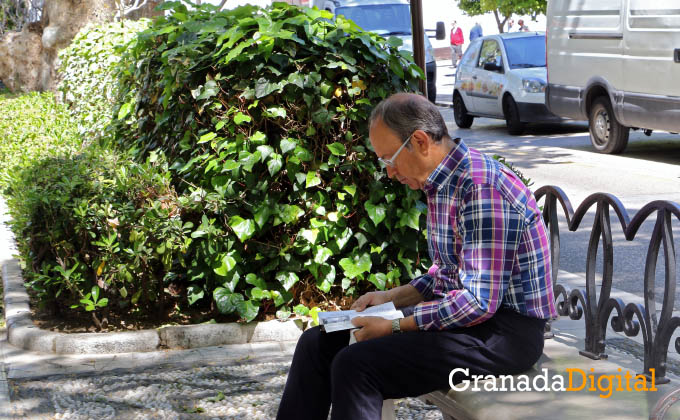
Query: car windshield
503 36 546 69
335 4 412 36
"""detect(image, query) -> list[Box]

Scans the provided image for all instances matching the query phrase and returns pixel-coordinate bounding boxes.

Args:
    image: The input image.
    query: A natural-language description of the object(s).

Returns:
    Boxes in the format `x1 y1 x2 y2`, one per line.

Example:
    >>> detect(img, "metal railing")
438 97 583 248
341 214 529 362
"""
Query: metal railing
536 186 680 384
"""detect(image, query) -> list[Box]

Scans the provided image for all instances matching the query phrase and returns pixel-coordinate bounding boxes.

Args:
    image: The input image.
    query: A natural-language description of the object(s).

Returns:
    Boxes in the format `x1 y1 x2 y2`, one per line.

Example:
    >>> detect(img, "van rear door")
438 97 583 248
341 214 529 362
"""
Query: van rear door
622 0 680 131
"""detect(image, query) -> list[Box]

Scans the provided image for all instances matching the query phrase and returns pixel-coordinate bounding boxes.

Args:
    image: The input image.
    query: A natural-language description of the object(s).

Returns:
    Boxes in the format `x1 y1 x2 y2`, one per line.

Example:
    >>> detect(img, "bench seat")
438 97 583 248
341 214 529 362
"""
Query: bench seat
421 318 680 420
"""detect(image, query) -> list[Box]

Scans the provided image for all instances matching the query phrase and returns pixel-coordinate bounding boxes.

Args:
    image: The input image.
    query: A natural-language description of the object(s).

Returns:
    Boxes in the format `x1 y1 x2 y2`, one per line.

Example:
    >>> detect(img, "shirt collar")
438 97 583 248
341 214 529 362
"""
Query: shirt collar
423 138 468 193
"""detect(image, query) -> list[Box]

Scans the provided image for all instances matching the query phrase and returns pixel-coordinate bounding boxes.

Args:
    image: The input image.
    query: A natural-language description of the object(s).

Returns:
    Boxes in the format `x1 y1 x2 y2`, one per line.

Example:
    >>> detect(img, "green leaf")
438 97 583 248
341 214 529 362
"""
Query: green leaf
280 138 297 154
387 36 403 48
313 246 333 264
311 107 330 124
263 107 287 118
335 228 352 250
309 307 321 326
280 205 304 224
117 102 132 120
236 299 259 322
213 288 244 314
255 78 281 98
293 304 309 316
267 153 283 176
214 253 236 276
187 286 205 305
199 132 217 143
401 207 421 231
196 80 219 100
257 145 274 160
343 185 357 196
339 253 372 279
364 202 386 227
276 271 299 291
327 142 346 156
234 112 251 125
229 216 256 242
368 273 387 290
276 308 292 320
305 171 321 188
254 203 273 229
245 273 267 290
316 265 335 293
299 228 319 244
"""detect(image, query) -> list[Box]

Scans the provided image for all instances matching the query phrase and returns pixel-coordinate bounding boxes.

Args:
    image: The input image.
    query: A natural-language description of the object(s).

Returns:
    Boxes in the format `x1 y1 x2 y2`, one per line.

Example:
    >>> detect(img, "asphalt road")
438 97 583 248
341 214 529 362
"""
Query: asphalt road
432 61 680 308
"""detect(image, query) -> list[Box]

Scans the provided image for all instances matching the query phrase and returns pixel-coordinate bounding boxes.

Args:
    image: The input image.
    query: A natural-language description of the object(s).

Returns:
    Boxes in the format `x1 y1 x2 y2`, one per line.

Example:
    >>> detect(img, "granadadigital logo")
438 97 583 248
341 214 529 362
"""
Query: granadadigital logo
449 367 658 399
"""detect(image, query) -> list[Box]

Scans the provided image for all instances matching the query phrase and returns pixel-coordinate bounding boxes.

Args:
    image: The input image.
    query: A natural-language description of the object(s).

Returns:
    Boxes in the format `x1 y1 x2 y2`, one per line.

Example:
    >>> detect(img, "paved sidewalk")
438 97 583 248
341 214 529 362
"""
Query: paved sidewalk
0 330 442 419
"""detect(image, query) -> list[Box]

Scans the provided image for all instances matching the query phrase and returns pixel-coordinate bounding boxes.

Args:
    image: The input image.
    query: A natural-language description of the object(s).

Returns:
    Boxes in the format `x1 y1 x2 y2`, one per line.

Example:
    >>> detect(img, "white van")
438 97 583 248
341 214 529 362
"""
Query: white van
546 0 680 153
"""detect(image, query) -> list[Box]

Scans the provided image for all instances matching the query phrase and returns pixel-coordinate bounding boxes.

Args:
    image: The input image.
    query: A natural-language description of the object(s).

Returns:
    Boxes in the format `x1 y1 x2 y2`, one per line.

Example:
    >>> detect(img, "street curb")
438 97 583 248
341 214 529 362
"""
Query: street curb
0 197 304 355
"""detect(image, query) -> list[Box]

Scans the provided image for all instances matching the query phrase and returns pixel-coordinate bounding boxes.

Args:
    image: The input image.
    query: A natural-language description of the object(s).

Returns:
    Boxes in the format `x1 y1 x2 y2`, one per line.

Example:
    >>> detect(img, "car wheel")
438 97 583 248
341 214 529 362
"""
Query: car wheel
588 97 629 154
503 95 525 135
453 92 474 128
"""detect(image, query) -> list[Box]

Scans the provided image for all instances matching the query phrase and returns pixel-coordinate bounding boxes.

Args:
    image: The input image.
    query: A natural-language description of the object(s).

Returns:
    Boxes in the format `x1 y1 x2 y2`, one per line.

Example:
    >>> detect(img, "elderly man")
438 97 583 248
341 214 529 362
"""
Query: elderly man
276 93 557 420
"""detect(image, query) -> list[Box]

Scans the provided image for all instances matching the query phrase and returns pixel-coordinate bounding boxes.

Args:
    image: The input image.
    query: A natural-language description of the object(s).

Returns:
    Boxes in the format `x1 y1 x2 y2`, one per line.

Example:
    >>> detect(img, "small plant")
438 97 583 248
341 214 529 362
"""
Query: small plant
75 285 109 312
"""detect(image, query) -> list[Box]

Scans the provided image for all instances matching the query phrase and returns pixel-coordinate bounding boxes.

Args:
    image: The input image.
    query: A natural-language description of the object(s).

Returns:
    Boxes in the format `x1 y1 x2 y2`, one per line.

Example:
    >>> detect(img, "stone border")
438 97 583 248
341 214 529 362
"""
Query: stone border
0 198 304 355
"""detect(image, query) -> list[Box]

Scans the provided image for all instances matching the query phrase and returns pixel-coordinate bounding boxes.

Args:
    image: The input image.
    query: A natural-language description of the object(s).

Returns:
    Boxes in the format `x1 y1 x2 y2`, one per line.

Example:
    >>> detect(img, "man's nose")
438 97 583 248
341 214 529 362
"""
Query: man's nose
386 165 397 179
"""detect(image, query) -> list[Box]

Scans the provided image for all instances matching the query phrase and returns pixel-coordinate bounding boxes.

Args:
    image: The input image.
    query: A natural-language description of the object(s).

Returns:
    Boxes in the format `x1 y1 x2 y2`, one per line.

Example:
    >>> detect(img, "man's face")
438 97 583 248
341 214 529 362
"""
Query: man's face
369 119 424 190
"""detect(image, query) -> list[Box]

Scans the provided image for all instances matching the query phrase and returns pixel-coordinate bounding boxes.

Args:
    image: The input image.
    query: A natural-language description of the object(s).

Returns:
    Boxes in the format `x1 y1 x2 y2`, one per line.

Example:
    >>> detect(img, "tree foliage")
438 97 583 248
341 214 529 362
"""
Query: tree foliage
457 0 546 33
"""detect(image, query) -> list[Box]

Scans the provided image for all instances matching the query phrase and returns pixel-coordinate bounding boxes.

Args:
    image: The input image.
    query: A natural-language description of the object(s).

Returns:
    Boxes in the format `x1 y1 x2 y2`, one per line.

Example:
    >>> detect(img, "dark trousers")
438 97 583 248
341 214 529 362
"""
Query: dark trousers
276 308 546 420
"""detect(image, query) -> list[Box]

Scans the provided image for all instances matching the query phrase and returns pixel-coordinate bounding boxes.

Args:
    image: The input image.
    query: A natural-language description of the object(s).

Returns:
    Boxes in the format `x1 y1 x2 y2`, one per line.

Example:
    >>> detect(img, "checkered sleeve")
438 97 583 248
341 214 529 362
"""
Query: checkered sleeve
409 273 435 301
412 184 525 330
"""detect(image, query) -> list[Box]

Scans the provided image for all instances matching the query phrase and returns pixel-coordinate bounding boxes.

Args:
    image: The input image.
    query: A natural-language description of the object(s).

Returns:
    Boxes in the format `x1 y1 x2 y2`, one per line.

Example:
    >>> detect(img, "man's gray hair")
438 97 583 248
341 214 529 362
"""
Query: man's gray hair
369 93 450 144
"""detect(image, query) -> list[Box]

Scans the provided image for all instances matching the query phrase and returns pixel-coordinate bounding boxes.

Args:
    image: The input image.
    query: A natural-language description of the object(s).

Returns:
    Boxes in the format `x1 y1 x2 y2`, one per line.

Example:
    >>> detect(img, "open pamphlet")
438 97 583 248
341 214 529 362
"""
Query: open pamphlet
318 302 404 333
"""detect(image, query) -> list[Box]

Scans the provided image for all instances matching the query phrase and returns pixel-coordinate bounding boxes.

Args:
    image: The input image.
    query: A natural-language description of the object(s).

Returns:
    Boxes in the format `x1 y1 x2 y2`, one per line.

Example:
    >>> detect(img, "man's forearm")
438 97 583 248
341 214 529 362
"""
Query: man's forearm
386 284 425 308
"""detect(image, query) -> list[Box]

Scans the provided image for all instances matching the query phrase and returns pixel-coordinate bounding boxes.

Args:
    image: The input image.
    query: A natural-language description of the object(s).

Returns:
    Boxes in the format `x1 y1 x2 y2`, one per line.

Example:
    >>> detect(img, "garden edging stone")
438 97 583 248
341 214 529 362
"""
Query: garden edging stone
1 198 303 355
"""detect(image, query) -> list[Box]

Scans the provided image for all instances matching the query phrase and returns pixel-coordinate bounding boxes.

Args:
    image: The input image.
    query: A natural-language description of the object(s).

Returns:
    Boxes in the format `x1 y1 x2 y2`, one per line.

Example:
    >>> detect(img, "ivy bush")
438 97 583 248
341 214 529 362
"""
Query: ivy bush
58 19 151 139
109 2 431 321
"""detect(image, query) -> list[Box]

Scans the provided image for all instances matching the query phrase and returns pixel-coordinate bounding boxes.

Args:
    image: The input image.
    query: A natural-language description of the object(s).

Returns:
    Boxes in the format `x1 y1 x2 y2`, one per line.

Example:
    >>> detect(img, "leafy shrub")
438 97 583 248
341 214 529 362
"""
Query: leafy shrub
7 146 193 327
109 2 430 321
58 19 151 139
0 91 83 188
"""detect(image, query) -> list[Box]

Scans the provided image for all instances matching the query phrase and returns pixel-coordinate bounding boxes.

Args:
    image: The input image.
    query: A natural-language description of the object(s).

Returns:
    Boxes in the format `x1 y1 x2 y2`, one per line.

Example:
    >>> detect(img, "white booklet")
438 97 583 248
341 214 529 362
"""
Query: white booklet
318 302 404 332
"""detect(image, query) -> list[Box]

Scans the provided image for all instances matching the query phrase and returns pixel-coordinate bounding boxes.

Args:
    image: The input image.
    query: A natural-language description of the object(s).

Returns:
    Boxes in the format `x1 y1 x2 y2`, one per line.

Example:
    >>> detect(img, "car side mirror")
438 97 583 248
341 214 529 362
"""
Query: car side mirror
483 62 502 72
435 21 445 40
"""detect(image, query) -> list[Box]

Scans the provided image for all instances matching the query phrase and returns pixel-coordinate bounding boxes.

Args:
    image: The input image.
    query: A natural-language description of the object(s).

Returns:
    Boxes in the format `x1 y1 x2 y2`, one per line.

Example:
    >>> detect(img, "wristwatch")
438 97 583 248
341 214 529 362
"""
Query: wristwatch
391 318 402 334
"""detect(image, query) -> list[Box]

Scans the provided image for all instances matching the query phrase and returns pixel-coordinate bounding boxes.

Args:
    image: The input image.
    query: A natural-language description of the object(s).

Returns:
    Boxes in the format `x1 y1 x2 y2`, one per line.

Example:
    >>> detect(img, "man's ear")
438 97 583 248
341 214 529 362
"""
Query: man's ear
412 130 431 155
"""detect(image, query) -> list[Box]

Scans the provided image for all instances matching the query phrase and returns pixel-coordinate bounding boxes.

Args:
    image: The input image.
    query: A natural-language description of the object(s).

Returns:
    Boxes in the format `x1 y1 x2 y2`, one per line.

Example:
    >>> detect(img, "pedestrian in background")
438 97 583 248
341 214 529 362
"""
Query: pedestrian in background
450 21 464 68
517 19 529 31
507 18 514 32
469 22 483 41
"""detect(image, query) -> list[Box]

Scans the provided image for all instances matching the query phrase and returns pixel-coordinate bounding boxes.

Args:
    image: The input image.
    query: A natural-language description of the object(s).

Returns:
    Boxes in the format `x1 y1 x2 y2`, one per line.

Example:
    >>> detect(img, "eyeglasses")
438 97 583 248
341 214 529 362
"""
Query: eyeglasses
378 132 414 168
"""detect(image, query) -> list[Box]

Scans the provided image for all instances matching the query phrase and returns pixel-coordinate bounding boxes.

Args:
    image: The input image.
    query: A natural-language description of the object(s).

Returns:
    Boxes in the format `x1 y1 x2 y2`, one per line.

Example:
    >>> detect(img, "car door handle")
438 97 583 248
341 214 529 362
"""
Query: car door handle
675 49 680 63
472 76 477 80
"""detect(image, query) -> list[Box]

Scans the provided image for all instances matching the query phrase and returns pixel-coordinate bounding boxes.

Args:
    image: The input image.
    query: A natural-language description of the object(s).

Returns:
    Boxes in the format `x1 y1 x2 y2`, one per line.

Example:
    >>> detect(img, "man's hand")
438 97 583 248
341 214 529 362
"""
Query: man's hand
351 316 392 342
350 291 390 312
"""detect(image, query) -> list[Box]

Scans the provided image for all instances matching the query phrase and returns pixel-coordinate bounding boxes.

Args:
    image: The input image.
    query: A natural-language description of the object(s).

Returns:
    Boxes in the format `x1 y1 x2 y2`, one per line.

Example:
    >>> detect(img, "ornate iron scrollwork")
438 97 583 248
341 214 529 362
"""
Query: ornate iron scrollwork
535 186 680 384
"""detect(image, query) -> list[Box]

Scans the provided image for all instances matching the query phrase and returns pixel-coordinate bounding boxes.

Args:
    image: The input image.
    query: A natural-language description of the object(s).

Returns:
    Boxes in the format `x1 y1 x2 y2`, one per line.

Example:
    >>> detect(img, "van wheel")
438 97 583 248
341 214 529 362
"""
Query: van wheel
503 96 525 135
589 97 629 154
453 92 474 128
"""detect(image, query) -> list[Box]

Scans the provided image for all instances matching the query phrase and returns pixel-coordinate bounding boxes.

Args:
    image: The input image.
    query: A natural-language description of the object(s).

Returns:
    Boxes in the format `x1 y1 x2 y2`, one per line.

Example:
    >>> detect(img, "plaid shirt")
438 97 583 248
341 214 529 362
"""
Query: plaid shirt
410 139 558 330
